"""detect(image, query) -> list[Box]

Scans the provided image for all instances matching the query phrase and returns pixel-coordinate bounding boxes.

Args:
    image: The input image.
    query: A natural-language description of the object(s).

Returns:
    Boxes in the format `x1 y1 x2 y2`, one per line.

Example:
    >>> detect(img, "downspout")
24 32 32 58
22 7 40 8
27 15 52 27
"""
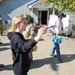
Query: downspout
52 3 55 15
31 8 33 16
52 8 55 15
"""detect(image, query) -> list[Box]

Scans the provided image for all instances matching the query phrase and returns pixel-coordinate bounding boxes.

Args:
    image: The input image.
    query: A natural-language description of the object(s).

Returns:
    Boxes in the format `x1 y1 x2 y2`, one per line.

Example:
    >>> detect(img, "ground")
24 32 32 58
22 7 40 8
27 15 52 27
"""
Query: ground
0 33 75 75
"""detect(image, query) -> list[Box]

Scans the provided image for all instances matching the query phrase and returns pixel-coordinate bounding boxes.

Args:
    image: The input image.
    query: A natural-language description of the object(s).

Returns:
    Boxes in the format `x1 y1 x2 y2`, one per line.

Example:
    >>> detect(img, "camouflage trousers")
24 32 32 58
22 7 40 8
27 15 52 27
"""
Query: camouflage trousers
29 50 33 62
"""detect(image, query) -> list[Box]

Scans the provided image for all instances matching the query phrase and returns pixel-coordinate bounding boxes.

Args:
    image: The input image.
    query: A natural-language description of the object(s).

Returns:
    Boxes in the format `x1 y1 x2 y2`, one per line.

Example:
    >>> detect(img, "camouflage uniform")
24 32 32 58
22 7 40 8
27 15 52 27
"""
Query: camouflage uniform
0 18 3 36
22 24 36 62
0 18 4 67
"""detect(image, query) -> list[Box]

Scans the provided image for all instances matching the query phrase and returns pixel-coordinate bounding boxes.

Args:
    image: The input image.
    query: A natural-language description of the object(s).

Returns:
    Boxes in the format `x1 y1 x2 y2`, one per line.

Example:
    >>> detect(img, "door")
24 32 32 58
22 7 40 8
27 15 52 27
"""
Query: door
41 11 47 24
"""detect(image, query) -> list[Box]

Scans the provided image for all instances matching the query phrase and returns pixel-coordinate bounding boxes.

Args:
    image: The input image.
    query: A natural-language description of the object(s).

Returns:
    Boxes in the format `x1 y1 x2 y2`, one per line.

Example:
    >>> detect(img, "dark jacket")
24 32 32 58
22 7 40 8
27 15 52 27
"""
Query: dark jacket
7 32 37 75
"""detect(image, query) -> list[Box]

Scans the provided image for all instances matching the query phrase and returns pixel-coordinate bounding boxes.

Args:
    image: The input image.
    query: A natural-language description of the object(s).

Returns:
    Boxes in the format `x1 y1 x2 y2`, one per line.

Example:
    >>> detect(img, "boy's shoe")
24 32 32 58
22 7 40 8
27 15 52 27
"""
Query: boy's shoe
54 55 57 57
50 54 57 57
0 64 4 68
50 54 54 56
58 59 63 63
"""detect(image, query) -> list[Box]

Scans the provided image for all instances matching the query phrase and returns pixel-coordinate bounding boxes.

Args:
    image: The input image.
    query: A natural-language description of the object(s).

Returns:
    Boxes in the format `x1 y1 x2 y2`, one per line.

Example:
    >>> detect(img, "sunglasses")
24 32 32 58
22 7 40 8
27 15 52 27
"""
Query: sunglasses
25 17 29 20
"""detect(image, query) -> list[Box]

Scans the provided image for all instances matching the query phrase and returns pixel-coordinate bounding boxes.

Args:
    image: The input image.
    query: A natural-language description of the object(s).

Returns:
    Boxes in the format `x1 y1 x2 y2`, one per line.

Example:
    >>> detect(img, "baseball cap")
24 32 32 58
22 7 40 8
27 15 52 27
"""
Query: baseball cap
57 13 66 18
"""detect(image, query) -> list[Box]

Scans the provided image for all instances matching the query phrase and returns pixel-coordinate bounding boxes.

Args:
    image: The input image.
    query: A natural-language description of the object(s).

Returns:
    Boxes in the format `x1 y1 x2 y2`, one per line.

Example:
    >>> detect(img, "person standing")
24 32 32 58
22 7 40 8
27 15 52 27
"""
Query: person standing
0 17 4 67
0 38 4 67
7 15 47 75
22 15 37 62
50 13 66 62
0 18 3 36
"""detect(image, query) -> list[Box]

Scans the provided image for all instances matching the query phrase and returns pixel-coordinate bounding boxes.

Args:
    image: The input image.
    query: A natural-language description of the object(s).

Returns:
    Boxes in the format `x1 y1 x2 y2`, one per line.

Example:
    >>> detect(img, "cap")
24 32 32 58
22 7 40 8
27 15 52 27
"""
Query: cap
57 13 66 18
23 14 28 18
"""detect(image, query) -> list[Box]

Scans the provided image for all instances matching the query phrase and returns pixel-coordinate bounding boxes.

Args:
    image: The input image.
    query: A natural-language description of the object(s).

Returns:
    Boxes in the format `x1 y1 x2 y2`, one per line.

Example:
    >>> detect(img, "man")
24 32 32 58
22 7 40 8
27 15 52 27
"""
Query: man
0 18 3 36
0 39 4 67
50 13 66 62
22 15 37 62
0 26 4 67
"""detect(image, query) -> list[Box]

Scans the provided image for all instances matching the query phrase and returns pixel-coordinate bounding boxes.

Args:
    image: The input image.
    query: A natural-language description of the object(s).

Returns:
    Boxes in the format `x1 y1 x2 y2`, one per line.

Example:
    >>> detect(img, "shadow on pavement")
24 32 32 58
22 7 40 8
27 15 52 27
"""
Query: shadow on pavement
30 57 58 71
0 47 10 51
0 43 10 46
0 54 75 72
0 64 13 71
30 54 75 71
62 54 75 63
0 43 10 51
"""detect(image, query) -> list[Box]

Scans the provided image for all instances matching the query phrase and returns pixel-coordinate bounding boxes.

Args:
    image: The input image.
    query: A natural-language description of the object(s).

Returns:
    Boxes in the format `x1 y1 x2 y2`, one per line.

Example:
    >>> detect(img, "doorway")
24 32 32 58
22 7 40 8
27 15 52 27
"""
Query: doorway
41 11 47 24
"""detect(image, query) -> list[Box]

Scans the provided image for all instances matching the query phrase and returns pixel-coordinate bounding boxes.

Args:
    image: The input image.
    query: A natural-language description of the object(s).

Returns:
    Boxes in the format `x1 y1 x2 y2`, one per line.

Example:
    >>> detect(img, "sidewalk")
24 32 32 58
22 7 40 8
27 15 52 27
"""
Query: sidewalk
0 33 75 75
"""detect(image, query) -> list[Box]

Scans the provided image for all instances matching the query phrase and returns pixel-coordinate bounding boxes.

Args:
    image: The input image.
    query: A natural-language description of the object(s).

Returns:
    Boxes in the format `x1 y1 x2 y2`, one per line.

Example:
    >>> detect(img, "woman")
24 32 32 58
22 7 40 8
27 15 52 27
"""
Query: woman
7 15 46 75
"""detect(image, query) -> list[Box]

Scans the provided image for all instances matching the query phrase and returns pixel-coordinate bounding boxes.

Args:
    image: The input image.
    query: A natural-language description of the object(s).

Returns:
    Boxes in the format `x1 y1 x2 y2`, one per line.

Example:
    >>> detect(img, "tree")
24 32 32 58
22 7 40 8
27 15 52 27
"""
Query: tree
40 0 75 13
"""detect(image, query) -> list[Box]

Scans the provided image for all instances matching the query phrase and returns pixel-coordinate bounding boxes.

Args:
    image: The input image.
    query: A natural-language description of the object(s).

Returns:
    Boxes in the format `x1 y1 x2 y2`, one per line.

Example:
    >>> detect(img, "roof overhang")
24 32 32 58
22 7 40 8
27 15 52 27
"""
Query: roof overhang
27 0 52 8
27 0 39 8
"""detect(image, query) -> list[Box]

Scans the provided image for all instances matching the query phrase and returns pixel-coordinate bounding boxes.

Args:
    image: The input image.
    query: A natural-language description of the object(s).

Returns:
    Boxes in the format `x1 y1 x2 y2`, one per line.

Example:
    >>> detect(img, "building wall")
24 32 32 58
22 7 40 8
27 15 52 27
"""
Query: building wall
0 0 32 19
33 8 38 23
70 14 75 36
1 0 75 35
0 0 38 27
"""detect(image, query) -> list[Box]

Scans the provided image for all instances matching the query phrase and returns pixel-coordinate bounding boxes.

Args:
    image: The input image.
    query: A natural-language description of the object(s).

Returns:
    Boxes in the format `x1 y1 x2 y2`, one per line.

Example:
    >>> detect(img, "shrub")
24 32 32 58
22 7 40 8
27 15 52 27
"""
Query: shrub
26 14 34 24
21 14 34 24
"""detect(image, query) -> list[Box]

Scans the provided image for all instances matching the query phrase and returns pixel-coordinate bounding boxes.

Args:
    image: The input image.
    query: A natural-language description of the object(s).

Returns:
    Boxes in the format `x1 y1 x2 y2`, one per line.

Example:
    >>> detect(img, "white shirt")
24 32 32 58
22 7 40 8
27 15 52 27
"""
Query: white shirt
54 20 63 34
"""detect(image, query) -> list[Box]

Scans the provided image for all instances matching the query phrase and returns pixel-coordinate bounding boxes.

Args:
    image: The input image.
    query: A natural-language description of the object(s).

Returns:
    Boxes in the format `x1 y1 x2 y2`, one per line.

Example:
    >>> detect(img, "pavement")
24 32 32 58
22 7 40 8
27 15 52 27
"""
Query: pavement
0 33 75 75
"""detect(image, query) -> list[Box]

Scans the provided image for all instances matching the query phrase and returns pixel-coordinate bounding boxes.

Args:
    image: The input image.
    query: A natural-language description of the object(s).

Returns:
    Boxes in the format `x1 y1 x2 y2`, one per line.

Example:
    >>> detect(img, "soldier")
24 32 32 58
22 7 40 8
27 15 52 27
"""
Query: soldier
0 18 3 36
23 23 37 62
0 17 4 67
23 24 36 39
